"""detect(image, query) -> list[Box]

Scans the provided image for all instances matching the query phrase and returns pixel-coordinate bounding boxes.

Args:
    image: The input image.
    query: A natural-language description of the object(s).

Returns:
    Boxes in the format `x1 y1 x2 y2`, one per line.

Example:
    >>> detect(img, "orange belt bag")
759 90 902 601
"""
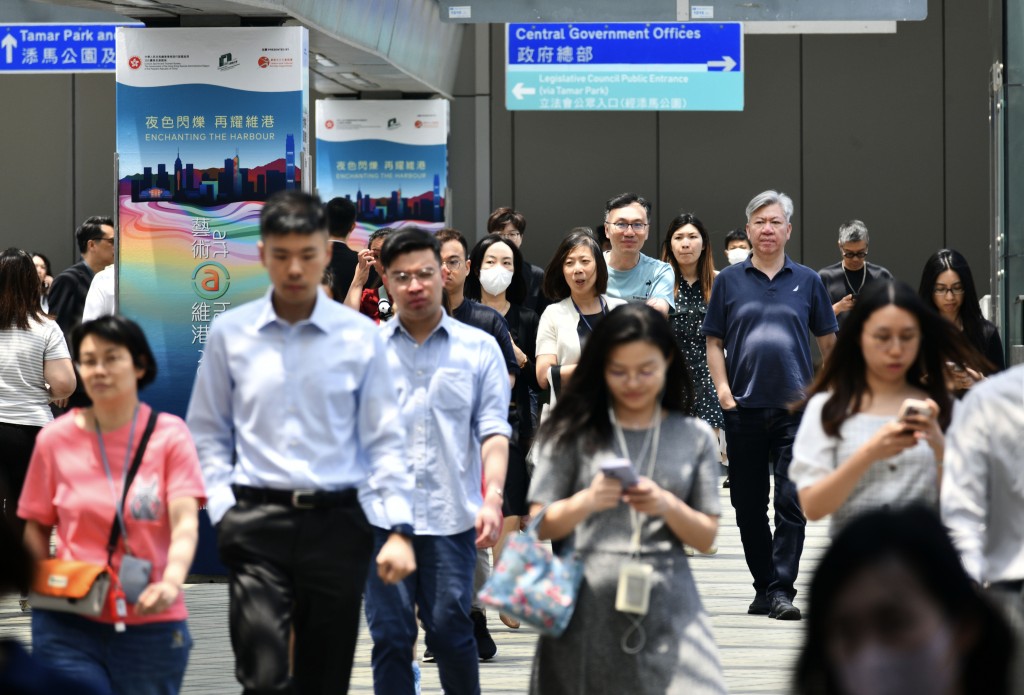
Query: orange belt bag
29 558 112 616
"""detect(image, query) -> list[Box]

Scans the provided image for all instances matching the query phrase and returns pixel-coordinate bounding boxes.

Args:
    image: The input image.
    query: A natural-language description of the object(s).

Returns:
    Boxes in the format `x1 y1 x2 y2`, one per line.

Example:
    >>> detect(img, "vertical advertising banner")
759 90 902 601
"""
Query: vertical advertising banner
116 27 309 418
315 99 449 244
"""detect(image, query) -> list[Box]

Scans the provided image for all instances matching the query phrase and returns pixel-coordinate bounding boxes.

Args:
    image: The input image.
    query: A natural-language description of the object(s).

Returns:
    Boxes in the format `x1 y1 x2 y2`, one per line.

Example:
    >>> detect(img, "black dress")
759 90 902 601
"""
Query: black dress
669 280 724 429
503 304 539 516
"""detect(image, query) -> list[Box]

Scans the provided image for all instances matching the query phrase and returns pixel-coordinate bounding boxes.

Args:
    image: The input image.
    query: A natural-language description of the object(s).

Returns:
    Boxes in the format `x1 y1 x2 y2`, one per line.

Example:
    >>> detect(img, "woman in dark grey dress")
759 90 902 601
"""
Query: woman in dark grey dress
527 304 726 695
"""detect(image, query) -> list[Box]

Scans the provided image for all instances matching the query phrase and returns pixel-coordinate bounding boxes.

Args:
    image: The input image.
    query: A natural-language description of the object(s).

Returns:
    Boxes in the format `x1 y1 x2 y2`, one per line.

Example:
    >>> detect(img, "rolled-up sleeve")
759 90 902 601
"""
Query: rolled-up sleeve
473 338 513 442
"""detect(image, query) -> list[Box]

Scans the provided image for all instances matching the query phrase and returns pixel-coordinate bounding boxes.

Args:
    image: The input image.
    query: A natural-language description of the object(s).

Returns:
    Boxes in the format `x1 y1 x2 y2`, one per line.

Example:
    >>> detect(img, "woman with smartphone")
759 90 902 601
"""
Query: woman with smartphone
789 281 976 536
527 303 726 694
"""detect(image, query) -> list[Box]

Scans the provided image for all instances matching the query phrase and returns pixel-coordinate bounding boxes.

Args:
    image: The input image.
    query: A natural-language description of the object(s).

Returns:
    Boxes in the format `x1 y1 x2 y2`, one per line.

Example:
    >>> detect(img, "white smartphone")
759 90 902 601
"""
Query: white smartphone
897 398 934 422
601 457 639 489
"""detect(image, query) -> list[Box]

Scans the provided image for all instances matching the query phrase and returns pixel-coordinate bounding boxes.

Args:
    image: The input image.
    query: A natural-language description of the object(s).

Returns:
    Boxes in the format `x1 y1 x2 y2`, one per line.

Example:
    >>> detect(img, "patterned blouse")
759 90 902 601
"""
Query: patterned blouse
669 279 724 429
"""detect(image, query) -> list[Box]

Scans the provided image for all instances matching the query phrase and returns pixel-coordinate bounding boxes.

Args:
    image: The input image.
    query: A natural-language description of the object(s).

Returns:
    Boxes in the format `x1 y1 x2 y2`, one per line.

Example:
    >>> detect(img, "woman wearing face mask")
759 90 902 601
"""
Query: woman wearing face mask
465 233 540 629
793 505 1012 695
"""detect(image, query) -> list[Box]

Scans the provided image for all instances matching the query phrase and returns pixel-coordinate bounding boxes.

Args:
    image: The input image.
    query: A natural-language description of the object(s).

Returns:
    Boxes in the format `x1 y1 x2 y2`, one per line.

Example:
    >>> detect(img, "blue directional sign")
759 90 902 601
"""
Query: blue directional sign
506 22 743 111
0 23 142 74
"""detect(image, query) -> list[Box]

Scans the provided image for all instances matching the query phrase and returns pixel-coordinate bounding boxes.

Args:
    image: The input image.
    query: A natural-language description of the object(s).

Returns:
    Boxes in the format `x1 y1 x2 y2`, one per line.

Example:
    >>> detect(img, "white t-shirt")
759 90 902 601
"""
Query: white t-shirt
0 316 70 426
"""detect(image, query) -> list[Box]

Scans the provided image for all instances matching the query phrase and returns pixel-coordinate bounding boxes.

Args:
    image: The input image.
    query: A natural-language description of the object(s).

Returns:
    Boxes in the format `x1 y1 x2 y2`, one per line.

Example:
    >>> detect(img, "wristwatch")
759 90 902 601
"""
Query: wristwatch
487 484 505 500
390 523 415 539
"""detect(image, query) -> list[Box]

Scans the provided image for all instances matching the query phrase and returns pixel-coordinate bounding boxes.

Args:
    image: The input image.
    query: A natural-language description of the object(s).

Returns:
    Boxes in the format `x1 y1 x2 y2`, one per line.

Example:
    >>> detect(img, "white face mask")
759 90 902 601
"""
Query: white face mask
479 266 514 296
727 248 749 265
837 626 958 695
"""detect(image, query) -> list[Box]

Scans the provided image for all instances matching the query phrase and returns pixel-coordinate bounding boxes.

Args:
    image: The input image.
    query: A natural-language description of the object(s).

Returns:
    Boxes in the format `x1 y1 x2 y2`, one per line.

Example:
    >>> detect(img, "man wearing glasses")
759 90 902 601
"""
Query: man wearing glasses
366 228 511 695
486 206 549 314
48 216 116 340
704 190 837 622
602 192 675 316
817 219 893 322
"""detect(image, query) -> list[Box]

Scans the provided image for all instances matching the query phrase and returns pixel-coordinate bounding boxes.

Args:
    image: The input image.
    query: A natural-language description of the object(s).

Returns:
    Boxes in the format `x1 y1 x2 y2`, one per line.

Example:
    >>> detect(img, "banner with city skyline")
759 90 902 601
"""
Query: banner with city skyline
116 26 309 418
315 99 449 243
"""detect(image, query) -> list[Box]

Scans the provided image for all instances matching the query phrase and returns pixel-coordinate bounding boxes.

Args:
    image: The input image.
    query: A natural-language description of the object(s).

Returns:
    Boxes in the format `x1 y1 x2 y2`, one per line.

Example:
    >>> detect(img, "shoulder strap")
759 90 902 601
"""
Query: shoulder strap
106 409 159 562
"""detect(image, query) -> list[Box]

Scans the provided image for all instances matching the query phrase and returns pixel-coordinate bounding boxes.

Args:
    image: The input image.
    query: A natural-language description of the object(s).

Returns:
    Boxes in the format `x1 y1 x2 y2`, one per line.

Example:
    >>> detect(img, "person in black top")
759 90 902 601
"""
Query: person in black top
324 197 361 304
487 207 550 315
817 220 893 324
48 216 115 340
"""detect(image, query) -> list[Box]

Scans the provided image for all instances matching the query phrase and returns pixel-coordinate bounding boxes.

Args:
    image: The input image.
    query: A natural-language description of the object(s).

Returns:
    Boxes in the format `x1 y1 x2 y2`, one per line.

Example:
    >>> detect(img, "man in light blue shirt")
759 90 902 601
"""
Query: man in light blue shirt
186 190 416 695
364 228 511 695
602 192 675 316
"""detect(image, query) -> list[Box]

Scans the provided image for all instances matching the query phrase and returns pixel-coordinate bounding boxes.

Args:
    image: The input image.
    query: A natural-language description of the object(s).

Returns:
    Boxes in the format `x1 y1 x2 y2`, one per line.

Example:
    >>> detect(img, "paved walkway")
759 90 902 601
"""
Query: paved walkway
0 484 829 694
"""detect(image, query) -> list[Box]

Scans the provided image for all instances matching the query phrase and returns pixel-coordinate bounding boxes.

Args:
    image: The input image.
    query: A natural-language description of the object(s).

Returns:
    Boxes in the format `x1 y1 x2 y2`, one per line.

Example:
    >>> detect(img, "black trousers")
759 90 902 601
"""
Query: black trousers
217 499 373 695
0 421 42 535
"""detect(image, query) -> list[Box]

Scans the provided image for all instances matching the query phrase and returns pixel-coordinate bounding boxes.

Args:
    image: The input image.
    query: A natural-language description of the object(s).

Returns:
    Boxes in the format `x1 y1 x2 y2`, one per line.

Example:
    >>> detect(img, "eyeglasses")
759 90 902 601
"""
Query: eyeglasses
933 285 966 296
97 236 115 245
749 218 787 230
841 250 868 259
442 258 462 270
497 231 522 241
607 221 649 233
389 267 438 286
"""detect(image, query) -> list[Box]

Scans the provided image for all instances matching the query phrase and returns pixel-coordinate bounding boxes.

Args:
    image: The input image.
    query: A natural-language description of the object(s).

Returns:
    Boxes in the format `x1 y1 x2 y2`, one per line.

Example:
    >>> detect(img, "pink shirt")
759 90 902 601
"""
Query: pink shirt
19 404 206 625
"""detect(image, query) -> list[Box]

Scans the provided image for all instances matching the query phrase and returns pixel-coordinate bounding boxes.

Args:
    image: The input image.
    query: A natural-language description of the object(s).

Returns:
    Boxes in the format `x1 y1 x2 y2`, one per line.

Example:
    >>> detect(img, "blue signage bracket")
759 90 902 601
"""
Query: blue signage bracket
506 22 743 111
0 23 142 74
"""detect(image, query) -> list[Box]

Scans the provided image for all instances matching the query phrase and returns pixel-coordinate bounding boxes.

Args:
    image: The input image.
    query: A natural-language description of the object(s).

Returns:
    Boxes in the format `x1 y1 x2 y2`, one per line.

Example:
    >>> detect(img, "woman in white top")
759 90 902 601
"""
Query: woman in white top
535 229 625 391
0 249 75 544
789 281 977 536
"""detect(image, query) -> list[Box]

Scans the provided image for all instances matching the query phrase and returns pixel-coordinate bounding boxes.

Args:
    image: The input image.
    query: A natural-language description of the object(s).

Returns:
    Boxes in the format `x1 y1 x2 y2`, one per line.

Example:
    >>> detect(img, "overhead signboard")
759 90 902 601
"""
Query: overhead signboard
506 22 743 111
0 22 142 73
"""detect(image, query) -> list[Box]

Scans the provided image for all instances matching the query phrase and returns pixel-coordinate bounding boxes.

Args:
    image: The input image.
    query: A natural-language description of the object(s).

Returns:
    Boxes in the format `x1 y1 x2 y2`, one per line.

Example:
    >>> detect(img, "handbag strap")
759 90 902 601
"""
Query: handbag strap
105 409 159 564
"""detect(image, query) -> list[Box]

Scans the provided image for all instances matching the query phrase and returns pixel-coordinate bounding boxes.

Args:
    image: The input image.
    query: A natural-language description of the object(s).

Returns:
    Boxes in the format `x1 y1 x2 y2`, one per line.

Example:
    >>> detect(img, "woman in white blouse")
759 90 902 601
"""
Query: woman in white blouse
535 230 625 391
789 281 976 536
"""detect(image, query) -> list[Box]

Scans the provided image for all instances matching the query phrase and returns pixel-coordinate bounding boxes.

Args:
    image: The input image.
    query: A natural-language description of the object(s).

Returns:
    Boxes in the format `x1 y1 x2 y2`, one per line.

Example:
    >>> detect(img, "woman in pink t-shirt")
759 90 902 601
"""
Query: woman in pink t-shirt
18 315 206 695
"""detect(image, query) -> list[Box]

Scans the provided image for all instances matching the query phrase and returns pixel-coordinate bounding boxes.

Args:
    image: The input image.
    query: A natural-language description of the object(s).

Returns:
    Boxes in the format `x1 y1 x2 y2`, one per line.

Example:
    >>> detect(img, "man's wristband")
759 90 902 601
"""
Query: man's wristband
390 523 415 539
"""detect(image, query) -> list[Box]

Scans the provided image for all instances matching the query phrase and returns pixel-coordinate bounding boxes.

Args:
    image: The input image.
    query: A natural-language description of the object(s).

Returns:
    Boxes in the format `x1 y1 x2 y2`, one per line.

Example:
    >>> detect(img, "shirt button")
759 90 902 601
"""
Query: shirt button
416 370 424 376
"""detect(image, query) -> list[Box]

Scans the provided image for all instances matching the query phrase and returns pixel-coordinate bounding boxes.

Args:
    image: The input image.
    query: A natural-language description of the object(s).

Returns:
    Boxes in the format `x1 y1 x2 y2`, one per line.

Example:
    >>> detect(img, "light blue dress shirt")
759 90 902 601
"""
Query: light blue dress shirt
376 312 512 536
186 287 413 527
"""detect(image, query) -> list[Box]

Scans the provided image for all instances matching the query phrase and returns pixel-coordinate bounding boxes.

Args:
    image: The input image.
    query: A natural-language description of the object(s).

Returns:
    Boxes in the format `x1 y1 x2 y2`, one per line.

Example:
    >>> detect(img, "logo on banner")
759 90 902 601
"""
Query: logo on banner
258 56 270 68
192 261 231 301
325 120 334 129
128 56 141 70
218 52 239 71
387 117 400 130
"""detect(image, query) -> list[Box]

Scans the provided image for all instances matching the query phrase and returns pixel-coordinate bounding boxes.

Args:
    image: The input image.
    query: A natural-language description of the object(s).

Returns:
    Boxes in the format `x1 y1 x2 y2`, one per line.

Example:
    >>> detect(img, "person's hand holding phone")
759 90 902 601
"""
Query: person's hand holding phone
623 477 671 517
587 471 626 514
898 397 943 459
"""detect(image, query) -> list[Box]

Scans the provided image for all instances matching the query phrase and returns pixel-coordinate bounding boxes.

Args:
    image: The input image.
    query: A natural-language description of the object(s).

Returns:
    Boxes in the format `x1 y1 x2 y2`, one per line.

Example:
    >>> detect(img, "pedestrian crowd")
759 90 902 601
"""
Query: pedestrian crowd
0 187 1021 695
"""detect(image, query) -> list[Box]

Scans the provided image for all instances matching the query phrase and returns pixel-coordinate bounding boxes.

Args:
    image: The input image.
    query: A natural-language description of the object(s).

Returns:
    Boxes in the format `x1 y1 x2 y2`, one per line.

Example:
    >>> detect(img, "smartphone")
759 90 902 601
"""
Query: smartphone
601 457 639 489
897 398 934 422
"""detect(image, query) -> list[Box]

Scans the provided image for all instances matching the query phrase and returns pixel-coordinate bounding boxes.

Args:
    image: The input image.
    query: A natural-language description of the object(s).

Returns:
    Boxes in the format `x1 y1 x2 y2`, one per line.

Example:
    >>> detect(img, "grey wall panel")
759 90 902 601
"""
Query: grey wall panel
0 75 76 273
73 74 117 232
489 23 514 219
658 35 803 267
801 12 945 288
510 110 659 269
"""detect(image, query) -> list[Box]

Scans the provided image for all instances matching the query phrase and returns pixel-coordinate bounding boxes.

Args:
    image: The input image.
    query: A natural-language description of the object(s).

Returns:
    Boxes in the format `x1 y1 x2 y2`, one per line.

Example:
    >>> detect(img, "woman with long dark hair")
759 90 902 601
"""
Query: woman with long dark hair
464 232 540 629
527 303 726 694
917 248 1004 387
32 252 53 313
0 248 75 574
793 505 1012 695
790 281 977 535
660 212 722 430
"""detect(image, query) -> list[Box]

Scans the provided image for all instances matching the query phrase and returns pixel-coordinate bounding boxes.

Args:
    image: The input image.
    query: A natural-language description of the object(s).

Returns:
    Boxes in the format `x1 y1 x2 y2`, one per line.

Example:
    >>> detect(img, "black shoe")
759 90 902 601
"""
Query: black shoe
422 648 435 663
747 593 770 615
472 610 497 660
768 595 801 621
722 476 730 489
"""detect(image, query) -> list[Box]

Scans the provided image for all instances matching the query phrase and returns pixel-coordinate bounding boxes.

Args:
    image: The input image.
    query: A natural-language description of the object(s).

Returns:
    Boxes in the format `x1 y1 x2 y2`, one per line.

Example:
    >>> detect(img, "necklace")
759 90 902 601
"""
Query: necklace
844 264 867 296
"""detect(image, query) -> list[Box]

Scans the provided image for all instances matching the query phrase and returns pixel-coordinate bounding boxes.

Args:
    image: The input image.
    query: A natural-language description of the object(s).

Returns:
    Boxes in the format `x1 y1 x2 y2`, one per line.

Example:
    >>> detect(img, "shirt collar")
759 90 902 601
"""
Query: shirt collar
383 308 451 342
742 254 795 274
254 286 332 333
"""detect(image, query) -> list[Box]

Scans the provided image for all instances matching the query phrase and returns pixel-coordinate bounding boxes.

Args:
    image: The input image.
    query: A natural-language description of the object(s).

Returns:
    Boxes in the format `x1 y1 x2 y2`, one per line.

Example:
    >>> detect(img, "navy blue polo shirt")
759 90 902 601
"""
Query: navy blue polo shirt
702 255 838 408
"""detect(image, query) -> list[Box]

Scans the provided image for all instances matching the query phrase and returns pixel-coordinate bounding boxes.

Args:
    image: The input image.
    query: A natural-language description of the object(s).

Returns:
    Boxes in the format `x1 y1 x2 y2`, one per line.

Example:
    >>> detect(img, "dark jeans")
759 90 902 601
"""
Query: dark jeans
216 499 373 695
0 421 41 535
364 527 479 695
722 406 806 601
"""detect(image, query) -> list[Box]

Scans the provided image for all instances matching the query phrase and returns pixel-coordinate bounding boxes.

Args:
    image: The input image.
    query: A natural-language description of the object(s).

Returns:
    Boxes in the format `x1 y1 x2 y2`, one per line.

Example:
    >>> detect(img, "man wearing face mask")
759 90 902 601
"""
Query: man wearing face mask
817 220 893 323
723 229 752 266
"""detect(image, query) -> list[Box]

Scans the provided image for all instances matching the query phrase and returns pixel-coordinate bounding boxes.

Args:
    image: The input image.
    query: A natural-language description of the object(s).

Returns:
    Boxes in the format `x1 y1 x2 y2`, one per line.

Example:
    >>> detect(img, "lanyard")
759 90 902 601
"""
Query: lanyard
96 404 140 556
573 296 607 335
609 407 662 558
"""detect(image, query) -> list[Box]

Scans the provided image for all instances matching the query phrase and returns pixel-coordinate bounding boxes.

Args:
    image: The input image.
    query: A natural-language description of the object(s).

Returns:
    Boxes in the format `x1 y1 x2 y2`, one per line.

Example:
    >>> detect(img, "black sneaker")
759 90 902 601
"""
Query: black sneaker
722 476 731 489
768 595 802 621
472 610 497 660
422 648 435 663
747 593 770 615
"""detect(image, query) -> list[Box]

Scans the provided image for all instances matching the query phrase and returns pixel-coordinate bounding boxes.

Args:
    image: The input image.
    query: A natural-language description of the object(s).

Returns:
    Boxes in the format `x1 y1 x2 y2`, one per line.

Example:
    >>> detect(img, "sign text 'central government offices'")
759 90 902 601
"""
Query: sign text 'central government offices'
506 22 743 111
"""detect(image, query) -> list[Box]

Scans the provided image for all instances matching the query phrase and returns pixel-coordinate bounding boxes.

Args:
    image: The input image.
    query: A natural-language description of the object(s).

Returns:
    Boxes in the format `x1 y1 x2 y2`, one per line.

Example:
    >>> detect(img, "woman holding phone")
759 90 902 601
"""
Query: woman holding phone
527 303 726 694
789 281 976 536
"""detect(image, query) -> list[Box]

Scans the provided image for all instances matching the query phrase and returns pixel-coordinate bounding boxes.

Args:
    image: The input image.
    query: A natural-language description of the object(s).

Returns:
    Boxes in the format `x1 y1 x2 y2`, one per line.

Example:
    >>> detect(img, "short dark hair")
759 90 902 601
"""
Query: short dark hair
368 227 394 246
604 192 651 220
324 197 356 237
724 228 750 249
542 229 608 301
435 228 469 258
260 191 325 238
464 234 528 305
71 315 158 389
0 248 46 329
76 216 114 253
380 228 441 269
486 207 527 236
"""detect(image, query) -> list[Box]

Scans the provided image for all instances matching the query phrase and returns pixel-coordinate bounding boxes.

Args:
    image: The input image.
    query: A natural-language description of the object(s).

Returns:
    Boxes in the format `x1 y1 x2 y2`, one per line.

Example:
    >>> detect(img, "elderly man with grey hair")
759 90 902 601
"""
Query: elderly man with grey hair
703 190 838 621
818 220 893 322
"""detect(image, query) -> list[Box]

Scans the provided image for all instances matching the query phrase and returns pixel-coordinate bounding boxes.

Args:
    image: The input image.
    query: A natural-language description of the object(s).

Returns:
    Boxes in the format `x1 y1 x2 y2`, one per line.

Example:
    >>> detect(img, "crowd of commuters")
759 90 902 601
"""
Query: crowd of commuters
1 186 1021 695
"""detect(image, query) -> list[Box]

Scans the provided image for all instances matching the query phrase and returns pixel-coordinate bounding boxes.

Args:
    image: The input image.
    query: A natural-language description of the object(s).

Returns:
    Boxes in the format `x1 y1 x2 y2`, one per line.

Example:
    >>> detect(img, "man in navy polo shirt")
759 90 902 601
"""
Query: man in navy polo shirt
703 190 837 621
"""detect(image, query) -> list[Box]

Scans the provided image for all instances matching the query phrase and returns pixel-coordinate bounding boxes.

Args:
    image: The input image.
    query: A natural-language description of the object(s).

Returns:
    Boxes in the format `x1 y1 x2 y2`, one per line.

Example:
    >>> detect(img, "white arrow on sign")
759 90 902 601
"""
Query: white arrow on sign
2 34 17 64
512 82 537 100
707 55 737 72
